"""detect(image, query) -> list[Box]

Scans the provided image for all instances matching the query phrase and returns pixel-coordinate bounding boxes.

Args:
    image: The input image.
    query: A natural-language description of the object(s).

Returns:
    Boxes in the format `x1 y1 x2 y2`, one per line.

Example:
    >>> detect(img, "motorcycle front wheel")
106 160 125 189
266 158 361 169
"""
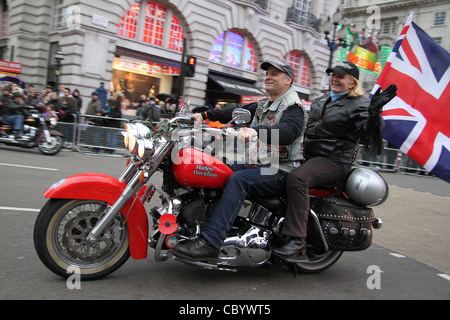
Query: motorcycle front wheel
287 249 343 274
38 134 63 155
33 199 130 280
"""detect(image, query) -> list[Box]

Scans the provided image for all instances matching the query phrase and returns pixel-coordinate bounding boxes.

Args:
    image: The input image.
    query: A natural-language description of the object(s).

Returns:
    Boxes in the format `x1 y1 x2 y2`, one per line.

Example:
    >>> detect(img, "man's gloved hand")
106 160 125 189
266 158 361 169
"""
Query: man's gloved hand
369 84 397 114
192 113 204 126
237 127 258 142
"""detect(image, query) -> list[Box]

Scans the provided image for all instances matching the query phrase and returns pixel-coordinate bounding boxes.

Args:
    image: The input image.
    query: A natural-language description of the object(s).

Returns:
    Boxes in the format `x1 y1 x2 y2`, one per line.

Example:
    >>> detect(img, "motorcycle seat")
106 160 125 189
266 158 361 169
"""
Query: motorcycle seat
251 184 341 211
249 196 286 212
309 185 339 197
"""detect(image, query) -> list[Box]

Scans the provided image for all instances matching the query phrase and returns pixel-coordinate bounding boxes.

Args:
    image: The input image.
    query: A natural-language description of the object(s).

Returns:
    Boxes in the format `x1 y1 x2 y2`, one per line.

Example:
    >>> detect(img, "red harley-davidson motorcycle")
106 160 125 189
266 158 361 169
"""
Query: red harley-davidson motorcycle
33 108 387 280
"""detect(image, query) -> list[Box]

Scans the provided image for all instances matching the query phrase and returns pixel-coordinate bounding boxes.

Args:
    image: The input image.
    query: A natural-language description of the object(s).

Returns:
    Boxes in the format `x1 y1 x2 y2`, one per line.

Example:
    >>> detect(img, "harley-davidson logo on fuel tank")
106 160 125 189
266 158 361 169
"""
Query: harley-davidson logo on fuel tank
193 165 218 178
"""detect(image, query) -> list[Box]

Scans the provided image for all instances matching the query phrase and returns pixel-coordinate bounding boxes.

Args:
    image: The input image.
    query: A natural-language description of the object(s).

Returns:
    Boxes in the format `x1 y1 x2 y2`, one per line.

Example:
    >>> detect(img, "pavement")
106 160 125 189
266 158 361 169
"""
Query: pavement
372 171 450 275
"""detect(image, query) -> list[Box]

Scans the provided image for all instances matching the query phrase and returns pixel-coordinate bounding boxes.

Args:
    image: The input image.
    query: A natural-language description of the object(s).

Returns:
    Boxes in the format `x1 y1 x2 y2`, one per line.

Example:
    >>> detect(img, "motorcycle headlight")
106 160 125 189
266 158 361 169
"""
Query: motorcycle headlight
128 134 137 153
137 138 154 159
123 123 136 152
50 118 57 126
123 122 152 154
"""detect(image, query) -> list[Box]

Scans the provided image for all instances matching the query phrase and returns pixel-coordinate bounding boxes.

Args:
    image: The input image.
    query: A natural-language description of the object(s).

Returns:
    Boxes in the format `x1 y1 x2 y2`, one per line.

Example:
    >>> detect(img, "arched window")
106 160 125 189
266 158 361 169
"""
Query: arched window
209 30 257 72
117 1 185 53
286 51 310 87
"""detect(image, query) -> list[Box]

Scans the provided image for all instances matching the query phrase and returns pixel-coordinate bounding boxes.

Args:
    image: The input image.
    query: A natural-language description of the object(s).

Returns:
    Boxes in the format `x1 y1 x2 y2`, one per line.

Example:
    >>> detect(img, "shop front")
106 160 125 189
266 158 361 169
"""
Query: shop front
206 71 267 108
0 60 22 77
112 47 180 114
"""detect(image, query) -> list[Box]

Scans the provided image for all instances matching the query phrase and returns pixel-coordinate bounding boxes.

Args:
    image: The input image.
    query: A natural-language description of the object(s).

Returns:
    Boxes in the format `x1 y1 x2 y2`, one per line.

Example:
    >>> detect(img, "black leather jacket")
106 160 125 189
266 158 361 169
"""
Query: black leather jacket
303 93 372 164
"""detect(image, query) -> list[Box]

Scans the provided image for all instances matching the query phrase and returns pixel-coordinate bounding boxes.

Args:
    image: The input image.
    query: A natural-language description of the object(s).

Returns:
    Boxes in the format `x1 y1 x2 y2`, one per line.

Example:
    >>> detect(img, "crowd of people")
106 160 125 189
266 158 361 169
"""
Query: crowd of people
0 81 127 150
0 82 83 123
0 79 191 152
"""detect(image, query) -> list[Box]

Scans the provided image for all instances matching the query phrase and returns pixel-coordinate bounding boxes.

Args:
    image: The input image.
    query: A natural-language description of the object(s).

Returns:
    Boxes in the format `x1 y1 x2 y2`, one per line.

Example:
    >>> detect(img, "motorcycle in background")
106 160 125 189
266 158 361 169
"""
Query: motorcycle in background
33 108 387 280
0 103 64 155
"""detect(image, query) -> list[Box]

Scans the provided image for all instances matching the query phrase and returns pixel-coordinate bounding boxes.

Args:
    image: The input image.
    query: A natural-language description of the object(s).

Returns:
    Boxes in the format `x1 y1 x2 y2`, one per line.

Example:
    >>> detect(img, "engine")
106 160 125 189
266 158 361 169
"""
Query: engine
164 187 275 268
173 188 223 237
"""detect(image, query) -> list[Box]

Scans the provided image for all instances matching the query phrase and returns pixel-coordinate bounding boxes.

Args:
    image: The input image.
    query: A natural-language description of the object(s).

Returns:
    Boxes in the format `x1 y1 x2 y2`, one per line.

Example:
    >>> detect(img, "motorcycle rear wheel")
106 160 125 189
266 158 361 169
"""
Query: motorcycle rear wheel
287 249 343 274
34 199 130 280
38 135 63 155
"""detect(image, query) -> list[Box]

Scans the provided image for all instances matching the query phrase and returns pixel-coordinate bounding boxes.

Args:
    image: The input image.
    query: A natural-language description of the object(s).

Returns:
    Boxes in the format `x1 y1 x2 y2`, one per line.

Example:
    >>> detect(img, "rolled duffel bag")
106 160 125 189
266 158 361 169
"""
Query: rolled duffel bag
311 196 375 251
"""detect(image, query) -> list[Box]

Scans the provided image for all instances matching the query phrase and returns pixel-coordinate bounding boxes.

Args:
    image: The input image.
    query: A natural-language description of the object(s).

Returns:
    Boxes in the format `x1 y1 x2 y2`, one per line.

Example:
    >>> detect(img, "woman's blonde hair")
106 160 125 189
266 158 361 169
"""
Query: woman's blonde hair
347 75 365 97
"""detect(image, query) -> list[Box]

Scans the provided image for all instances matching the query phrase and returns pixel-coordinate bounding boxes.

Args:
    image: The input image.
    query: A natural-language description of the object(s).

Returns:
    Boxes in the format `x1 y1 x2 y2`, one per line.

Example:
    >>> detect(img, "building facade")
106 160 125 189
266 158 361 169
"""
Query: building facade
1 0 447 112
0 0 339 112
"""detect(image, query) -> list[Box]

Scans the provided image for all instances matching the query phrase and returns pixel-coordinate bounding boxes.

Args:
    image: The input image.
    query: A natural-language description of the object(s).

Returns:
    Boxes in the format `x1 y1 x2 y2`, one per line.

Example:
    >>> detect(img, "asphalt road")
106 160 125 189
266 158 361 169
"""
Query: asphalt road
0 145 449 303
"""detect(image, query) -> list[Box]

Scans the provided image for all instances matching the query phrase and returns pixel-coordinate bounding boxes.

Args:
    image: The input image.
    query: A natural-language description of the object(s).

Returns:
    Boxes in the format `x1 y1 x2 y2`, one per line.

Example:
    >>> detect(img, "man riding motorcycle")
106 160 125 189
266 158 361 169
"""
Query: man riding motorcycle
1 91 27 140
173 60 307 262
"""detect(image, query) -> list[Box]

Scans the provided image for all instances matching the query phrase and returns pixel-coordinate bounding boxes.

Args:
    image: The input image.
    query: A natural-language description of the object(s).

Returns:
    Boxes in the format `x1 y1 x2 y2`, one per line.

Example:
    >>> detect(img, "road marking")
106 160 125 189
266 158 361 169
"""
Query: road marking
389 252 450 282
389 253 406 258
437 274 450 281
0 162 58 171
0 206 40 212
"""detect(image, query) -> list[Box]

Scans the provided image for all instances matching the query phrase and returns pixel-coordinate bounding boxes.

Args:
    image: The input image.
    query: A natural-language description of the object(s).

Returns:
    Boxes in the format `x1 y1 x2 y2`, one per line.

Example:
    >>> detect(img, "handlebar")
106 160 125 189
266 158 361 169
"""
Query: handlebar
168 115 193 125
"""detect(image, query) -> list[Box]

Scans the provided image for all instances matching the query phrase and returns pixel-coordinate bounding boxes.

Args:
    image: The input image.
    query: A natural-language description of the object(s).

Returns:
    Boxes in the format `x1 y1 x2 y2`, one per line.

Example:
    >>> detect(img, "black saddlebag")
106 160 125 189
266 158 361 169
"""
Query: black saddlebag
311 196 375 251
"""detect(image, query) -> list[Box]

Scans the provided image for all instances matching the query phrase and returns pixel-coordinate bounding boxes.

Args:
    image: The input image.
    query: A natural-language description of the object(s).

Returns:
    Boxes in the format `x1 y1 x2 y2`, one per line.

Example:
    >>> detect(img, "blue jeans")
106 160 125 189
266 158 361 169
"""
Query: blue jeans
201 165 289 249
5 115 24 131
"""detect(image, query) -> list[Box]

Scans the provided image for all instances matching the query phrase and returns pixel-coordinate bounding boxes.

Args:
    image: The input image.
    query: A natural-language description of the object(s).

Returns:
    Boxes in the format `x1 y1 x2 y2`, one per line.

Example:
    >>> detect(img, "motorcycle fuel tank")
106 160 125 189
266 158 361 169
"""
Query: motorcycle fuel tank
172 147 233 189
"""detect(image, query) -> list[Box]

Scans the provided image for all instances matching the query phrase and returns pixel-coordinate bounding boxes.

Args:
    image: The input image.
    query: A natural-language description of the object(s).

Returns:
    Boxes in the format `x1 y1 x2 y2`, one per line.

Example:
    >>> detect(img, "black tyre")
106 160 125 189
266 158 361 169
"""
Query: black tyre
38 134 63 155
33 199 130 280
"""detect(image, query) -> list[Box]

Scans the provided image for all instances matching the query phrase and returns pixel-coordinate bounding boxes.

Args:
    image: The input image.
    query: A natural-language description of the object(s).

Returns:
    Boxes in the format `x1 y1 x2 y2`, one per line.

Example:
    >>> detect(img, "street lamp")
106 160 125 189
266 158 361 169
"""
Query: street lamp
54 47 65 94
323 8 348 70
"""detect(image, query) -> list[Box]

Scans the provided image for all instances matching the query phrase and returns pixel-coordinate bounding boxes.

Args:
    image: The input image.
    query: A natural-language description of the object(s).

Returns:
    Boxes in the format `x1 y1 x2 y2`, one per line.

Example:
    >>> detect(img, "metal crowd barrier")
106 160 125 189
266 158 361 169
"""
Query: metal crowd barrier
54 113 132 156
54 114 432 176
355 141 430 176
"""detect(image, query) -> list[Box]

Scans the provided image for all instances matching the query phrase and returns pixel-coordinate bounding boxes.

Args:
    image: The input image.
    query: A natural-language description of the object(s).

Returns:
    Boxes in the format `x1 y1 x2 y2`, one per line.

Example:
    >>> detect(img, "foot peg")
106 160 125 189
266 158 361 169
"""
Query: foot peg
284 254 309 263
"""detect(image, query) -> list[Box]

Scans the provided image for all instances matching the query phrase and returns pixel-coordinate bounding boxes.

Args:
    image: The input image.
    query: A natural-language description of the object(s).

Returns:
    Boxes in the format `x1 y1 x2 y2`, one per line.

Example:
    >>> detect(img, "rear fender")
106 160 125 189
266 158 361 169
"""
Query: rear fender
43 173 148 259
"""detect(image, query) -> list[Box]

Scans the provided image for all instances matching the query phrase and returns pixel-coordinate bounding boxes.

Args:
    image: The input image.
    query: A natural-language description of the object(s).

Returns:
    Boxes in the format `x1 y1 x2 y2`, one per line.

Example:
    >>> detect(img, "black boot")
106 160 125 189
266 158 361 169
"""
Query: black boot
14 130 24 139
273 237 307 260
172 236 219 263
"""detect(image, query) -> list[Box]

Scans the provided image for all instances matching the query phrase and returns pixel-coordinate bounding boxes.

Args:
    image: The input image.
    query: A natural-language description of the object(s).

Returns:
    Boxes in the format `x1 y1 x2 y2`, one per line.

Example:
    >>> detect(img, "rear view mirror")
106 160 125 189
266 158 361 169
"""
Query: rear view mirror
232 108 252 125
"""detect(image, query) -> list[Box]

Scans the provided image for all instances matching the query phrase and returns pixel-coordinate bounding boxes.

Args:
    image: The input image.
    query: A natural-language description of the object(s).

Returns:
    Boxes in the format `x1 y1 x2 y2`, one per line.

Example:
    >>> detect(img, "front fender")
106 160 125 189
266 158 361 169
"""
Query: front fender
43 173 148 259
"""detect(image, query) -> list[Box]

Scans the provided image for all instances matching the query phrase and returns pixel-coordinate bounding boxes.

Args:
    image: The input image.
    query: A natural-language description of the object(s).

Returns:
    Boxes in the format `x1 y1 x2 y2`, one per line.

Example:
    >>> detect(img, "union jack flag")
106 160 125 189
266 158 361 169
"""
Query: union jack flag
372 15 450 183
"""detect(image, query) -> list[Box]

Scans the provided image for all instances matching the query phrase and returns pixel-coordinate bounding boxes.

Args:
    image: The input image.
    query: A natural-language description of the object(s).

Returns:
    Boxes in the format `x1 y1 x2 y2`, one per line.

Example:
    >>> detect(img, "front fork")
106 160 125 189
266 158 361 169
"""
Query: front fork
87 172 143 243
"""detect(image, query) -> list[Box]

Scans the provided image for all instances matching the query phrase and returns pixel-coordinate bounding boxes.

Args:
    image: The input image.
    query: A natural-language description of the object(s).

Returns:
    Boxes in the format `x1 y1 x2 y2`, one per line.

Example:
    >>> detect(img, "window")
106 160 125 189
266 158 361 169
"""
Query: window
118 3 140 39
434 12 446 26
294 0 311 12
117 1 185 53
382 22 394 34
209 32 225 64
169 15 184 52
294 0 311 23
208 30 258 72
244 41 257 72
53 0 66 30
1 0 8 38
142 2 166 46
286 51 310 87
226 31 243 68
